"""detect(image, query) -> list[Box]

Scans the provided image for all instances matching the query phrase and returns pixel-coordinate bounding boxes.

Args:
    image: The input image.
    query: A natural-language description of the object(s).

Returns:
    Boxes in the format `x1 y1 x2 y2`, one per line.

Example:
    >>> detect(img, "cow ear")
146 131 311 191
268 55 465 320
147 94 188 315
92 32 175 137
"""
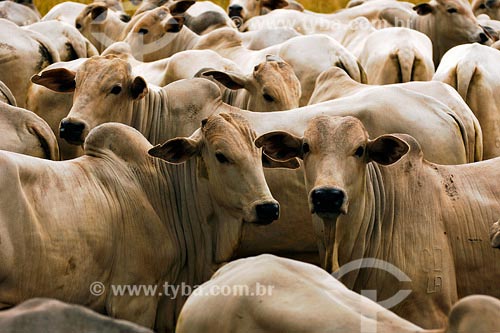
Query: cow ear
255 131 304 161
413 3 433 15
202 70 248 90
91 5 108 22
490 221 500 249
262 0 289 10
31 68 76 93
149 136 200 164
262 153 300 169
169 0 195 15
130 76 148 100
367 134 409 165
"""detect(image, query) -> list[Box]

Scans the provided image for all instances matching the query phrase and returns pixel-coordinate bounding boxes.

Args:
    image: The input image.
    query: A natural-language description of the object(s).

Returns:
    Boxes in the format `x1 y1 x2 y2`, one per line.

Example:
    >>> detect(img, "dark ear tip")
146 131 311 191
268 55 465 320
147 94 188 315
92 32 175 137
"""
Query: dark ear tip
148 145 161 157
201 118 208 127
254 137 264 148
31 74 41 83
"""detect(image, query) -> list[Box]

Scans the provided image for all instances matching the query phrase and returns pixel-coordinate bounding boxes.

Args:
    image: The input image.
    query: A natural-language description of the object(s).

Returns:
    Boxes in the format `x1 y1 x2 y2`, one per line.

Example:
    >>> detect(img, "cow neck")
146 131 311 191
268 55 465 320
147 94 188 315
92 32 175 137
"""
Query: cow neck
412 15 441 66
130 85 167 145
335 163 386 289
167 28 200 56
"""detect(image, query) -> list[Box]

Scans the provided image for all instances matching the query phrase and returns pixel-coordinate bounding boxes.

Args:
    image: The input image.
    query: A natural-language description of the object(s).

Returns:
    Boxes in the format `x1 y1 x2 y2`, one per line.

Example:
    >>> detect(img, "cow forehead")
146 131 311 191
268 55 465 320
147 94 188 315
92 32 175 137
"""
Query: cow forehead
78 56 131 82
435 0 471 10
305 116 368 150
202 114 257 152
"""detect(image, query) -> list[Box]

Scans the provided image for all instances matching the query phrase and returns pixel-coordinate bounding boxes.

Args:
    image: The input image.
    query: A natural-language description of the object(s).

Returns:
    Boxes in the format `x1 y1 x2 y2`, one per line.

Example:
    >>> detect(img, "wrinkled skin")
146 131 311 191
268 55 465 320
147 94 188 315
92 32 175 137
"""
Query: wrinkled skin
256 115 500 328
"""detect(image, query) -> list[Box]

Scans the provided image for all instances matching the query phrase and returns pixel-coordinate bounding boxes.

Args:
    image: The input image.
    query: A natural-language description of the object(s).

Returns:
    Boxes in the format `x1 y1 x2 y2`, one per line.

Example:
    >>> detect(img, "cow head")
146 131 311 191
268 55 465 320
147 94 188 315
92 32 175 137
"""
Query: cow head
31 55 147 146
256 116 409 220
412 0 490 62
473 0 500 20
123 1 195 61
149 113 285 225
227 0 288 23
202 55 301 112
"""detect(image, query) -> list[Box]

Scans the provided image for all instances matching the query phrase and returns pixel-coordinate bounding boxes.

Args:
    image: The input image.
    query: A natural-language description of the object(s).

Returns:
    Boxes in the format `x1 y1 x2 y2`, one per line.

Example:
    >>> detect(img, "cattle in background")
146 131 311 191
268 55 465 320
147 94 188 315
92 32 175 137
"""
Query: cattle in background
473 0 500 20
0 298 153 333
42 0 130 26
491 220 500 248
434 43 500 159
178 255 500 333
0 19 60 108
0 113 281 332
0 0 39 25
227 0 289 23
256 115 500 328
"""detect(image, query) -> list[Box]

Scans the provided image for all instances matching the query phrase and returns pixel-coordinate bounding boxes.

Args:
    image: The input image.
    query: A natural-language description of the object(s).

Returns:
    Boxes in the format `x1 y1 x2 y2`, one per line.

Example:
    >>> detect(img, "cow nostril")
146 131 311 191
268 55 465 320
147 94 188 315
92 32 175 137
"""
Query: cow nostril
255 203 279 224
479 32 489 44
311 188 345 214
228 4 244 16
60 120 86 144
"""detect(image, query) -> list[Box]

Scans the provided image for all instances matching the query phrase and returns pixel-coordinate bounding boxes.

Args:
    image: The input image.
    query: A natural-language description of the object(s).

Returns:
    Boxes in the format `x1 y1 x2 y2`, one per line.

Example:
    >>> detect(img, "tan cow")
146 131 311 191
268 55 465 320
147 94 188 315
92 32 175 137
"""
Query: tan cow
0 114 280 332
0 298 153 333
256 115 500 328
0 19 60 108
379 0 490 65
309 67 482 163
491 220 500 248
0 0 39 26
473 0 500 20
31 55 476 268
0 101 59 160
433 43 500 159
202 55 301 111
356 27 434 84
24 21 98 61
177 255 500 333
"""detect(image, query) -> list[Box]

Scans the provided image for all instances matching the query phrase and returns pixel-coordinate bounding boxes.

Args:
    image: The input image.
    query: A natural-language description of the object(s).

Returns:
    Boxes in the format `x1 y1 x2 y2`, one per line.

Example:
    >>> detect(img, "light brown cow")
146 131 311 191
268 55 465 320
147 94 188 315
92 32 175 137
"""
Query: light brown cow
0 114 280 332
491 220 500 248
0 18 60 108
0 298 153 333
473 0 500 20
309 67 482 163
379 0 490 65
202 55 301 111
0 101 59 160
256 115 500 328
433 43 500 159
178 255 500 333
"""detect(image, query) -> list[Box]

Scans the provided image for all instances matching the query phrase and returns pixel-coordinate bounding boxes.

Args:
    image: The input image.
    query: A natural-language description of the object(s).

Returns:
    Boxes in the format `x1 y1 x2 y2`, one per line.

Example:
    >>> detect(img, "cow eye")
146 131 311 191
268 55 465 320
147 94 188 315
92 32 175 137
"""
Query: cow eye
76 23 82 29
138 28 149 35
354 146 364 158
263 93 274 102
447 7 457 13
216 152 230 164
110 85 122 95
302 142 310 154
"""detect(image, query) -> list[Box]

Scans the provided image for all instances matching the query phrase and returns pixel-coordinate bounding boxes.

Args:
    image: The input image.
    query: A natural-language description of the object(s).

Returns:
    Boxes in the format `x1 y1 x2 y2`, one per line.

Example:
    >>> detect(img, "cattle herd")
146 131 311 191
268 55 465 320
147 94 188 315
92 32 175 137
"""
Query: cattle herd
0 0 499 332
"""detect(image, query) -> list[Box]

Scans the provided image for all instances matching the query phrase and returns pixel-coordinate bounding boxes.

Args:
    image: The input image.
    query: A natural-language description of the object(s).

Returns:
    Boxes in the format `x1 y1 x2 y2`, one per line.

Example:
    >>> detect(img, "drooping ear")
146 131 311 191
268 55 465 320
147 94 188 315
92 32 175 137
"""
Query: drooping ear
413 3 433 16
169 0 196 15
164 16 186 32
91 5 108 22
367 134 409 165
202 70 249 90
255 131 303 161
262 0 289 10
31 68 76 93
130 76 148 100
262 153 301 169
148 136 200 164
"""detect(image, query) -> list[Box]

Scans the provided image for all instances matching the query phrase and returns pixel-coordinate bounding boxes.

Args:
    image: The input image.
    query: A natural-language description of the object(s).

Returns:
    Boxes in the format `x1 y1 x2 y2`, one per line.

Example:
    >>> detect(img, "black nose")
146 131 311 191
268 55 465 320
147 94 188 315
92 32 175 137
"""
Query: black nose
486 0 496 7
311 188 345 214
255 203 279 225
479 32 489 43
228 4 243 17
60 119 85 144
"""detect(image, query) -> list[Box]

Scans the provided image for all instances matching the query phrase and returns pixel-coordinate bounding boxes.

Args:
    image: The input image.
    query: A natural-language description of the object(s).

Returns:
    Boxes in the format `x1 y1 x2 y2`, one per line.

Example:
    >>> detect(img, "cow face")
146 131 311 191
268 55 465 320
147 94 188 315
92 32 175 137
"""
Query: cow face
149 113 281 225
227 0 288 23
31 56 147 145
413 0 489 46
124 2 194 61
202 55 301 112
256 116 409 220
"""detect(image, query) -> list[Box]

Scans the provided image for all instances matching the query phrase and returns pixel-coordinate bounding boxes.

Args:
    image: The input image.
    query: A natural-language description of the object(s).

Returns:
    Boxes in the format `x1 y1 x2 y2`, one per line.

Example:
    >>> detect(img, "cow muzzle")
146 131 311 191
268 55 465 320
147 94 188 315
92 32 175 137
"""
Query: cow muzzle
60 119 87 145
228 4 244 19
310 187 348 217
245 201 280 225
